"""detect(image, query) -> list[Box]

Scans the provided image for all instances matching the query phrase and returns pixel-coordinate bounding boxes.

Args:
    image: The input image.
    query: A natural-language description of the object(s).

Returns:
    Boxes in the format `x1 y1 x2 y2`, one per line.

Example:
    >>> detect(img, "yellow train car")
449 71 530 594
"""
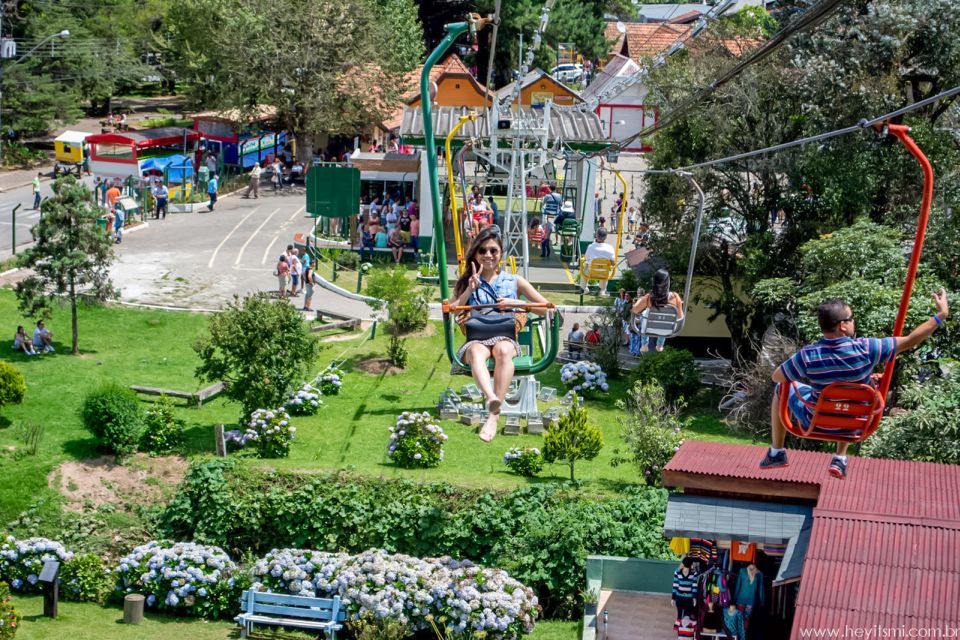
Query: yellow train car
53 131 91 177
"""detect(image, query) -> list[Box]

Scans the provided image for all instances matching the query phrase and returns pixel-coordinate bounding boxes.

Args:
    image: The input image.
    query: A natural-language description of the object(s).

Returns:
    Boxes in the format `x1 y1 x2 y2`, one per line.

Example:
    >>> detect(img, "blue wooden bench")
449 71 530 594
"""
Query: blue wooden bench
235 590 345 639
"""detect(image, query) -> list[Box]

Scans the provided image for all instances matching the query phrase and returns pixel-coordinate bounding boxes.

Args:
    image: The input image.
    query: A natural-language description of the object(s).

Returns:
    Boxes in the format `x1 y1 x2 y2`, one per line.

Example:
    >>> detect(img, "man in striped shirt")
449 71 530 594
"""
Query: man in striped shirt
761 291 949 478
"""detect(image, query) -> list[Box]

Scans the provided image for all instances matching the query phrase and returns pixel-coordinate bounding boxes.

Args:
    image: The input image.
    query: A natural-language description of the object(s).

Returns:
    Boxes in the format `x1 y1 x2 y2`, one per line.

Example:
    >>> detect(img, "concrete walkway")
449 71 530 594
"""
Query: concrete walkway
597 590 677 640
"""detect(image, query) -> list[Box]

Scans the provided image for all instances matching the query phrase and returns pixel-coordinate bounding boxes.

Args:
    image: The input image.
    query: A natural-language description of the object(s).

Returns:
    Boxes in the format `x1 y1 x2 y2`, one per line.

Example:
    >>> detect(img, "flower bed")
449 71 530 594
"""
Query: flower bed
250 548 538 638
110 541 244 619
318 368 344 396
0 536 74 593
225 408 295 458
0 581 20 640
503 447 544 477
285 383 323 416
559 361 609 395
388 411 447 468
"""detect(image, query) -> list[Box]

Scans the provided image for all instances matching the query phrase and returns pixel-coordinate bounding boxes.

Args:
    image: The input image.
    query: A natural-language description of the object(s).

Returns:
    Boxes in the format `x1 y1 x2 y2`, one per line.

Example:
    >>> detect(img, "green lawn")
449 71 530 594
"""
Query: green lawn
0 289 750 525
10 595 580 640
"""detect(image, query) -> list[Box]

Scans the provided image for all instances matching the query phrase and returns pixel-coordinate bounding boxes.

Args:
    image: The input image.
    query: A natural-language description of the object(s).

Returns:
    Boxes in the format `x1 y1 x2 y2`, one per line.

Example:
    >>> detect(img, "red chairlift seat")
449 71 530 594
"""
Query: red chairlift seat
778 380 885 444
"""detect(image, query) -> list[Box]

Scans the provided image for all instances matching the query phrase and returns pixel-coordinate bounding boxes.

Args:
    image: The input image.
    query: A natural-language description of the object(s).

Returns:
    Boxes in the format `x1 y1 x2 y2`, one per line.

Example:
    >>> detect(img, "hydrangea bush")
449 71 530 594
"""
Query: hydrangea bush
249 548 538 638
0 536 74 593
285 383 323 416
503 447 544 477
235 408 295 458
559 361 609 395
388 411 447 468
110 541 245 619
319 368 344 396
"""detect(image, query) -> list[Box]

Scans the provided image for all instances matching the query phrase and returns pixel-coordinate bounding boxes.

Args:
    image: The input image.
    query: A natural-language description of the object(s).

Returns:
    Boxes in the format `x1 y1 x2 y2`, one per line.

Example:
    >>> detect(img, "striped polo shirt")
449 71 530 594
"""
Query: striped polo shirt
780 336 897 397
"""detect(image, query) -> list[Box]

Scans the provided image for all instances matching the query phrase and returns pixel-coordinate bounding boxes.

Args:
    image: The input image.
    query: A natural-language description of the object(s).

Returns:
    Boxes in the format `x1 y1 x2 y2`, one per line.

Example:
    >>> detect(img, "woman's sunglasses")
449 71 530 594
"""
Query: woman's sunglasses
477 247 501 256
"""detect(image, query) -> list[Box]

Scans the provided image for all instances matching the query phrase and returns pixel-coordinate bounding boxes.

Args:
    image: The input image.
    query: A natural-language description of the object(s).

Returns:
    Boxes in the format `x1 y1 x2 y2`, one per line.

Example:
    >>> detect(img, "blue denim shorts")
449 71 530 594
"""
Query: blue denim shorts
786 383 814 429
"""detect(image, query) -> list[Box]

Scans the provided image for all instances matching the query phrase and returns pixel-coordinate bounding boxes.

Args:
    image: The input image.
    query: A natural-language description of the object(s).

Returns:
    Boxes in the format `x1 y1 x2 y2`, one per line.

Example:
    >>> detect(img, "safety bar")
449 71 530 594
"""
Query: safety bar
442 300 556 313
442 306 561 375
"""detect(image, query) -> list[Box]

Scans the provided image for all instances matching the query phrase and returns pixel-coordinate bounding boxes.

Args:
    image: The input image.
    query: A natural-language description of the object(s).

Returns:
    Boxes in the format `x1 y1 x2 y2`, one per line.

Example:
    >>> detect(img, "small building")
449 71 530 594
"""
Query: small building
582 54 656 152
86 127 200 180
495 69 583 109
191 106 285 169
654 441 960 638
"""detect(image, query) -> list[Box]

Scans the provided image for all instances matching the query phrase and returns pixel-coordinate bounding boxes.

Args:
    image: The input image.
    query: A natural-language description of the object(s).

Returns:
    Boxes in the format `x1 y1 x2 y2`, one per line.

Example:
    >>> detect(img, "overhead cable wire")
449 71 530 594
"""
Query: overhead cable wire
632 84 960 173
616 0 848 149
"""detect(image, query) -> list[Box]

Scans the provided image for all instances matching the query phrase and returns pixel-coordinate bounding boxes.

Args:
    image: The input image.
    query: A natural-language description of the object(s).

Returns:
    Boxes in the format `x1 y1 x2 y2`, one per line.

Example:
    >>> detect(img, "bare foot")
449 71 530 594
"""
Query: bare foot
479 413 499 442
486 397 502 415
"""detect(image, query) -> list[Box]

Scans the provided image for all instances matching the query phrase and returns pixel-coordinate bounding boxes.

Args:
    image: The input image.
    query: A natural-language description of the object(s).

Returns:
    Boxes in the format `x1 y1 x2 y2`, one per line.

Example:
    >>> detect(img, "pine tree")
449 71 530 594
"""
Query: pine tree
542 395 603 481
15 176 116 355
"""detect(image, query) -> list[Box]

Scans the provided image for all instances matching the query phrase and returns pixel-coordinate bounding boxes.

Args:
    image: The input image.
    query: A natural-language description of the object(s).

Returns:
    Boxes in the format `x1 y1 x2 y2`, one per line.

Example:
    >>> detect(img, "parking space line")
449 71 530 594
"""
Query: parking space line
262 235 279 264
235 207 281 266
208 206 259 269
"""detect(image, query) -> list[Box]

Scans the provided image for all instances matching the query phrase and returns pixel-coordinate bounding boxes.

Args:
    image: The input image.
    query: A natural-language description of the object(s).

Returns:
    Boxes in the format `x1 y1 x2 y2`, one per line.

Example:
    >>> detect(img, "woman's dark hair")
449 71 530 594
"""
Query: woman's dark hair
17 325 23 333
682 557 694 569
454 226 503 298
651 269 670 308
530 218 540 228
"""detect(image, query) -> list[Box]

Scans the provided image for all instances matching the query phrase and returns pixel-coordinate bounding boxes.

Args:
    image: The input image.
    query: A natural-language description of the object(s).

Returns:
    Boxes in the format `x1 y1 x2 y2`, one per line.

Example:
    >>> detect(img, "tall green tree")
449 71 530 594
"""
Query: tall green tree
15 176 116 355
164 0 422 159
193 294 320 419
542 396 603 481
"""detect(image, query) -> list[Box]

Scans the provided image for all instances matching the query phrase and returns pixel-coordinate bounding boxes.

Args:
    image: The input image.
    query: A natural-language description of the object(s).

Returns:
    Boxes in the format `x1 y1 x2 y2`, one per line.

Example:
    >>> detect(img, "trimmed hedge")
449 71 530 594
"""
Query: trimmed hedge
160 459 671 618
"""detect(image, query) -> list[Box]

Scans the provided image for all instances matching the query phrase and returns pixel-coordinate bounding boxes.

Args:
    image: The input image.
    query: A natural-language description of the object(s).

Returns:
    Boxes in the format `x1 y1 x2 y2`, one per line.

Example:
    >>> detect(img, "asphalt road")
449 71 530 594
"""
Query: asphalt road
0 175 96 254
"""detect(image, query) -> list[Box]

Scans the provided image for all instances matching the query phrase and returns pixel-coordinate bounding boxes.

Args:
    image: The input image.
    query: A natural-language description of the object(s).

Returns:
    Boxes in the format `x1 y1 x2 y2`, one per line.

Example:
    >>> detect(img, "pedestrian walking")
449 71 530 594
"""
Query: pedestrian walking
113 204 125 244
207 174 219 211
244 162 262 198
32 173 42 209
271 158 284 192
152 180 168 219
205 151 218 178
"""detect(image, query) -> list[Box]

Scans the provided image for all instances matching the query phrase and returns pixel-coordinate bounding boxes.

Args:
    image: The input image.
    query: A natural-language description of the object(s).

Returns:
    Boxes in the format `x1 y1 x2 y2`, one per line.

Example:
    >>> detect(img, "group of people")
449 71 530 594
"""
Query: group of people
274 245 317 311
13 321 55 356
360 195 420 263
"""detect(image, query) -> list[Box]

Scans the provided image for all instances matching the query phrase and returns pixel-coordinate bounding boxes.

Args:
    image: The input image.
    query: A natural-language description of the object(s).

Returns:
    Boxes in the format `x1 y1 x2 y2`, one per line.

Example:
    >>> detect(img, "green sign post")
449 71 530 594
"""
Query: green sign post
306 164 360 218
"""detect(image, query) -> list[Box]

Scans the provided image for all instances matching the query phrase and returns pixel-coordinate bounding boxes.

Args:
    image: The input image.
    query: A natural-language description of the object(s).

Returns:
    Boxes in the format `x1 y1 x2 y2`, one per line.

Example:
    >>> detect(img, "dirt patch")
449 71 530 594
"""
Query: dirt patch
51 454 189 513
396 323 436 339
355 357 404 376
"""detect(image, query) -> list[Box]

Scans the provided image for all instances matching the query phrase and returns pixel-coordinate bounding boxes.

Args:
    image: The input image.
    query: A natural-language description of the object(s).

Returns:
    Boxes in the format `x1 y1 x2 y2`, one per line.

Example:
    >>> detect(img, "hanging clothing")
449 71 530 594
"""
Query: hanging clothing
689 538 718 565
701 605 724 634
672 568 699 601
699 567 730 608
673 617 697 639
723 607 747 640
732 567 765 610
669 537 691 556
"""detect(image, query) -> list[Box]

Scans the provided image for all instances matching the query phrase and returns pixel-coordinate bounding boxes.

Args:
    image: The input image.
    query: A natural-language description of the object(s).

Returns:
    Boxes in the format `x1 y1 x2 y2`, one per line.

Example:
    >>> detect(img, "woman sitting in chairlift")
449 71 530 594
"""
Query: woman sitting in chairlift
451 226 550 442
631 268 683 353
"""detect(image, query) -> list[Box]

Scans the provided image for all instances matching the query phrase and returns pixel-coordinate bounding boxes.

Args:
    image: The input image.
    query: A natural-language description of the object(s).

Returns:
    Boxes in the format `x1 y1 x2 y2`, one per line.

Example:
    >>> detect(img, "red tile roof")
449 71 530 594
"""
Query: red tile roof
668 10 703 24
624 22 687 58
604 21 627 58
664 441 960 637
605 21 762 62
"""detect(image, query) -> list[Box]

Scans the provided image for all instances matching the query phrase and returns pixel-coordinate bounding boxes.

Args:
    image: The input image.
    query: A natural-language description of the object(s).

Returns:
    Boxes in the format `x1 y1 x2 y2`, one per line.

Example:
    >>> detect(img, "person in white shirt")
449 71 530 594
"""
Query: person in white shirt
579 227 616 296
244 162 263 199
32 320 54 353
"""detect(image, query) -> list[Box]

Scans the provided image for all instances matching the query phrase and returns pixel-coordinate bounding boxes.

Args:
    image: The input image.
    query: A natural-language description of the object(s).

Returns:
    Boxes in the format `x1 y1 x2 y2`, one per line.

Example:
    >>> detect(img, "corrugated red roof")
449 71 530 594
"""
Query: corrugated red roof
665 441 960 636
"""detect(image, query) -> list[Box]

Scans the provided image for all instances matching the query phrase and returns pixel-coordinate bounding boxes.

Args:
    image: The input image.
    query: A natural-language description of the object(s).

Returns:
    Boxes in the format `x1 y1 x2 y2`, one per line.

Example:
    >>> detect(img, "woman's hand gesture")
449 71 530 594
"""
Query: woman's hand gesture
469 262 482 292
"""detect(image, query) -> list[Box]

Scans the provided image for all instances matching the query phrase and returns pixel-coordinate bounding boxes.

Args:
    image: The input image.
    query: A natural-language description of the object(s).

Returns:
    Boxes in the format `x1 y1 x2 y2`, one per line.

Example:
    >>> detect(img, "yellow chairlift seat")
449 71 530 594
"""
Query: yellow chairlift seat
579 257 615 282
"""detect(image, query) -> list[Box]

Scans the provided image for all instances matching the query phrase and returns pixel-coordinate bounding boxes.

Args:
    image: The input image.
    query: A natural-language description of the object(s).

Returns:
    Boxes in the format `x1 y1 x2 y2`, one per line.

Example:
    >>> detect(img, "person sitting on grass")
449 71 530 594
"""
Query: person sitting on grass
14 325 37 355
567 322 585 360
760 290 949 480
32 320 54 353
631 269 683 353
451 226 550 443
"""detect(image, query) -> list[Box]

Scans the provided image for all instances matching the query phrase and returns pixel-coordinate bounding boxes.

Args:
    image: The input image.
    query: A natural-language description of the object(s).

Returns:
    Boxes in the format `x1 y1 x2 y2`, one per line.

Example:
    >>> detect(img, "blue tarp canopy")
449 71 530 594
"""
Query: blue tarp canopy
140 154 194 182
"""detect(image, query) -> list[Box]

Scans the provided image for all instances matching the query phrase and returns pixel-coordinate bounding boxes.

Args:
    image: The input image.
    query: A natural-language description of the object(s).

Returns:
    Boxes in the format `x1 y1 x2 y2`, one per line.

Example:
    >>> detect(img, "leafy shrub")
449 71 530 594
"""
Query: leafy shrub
386 335 409 368
0 581 21 640
319 368 344 396
243 408 296 458
611 381 685 486
629 347 700 403
61 553 113 604
111 541 246 619
285 383 323 416
194 294 320 419
559 361 609 395
336 251 360 268
388 411 446 468
140 395 186 454
862 373 960 464
79 384 144 460
364 266 430 333
1 141 45 167
0 536 74 593
503 447 544 477
542 397 603 481
351 617 409 640
250 548 539 638
160 460 671 618
0 361 26 412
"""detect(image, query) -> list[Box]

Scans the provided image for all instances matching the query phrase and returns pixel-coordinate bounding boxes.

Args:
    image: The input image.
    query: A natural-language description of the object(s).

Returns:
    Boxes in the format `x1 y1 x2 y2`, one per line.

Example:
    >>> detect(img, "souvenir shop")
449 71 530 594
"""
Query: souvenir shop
664 494 812 639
